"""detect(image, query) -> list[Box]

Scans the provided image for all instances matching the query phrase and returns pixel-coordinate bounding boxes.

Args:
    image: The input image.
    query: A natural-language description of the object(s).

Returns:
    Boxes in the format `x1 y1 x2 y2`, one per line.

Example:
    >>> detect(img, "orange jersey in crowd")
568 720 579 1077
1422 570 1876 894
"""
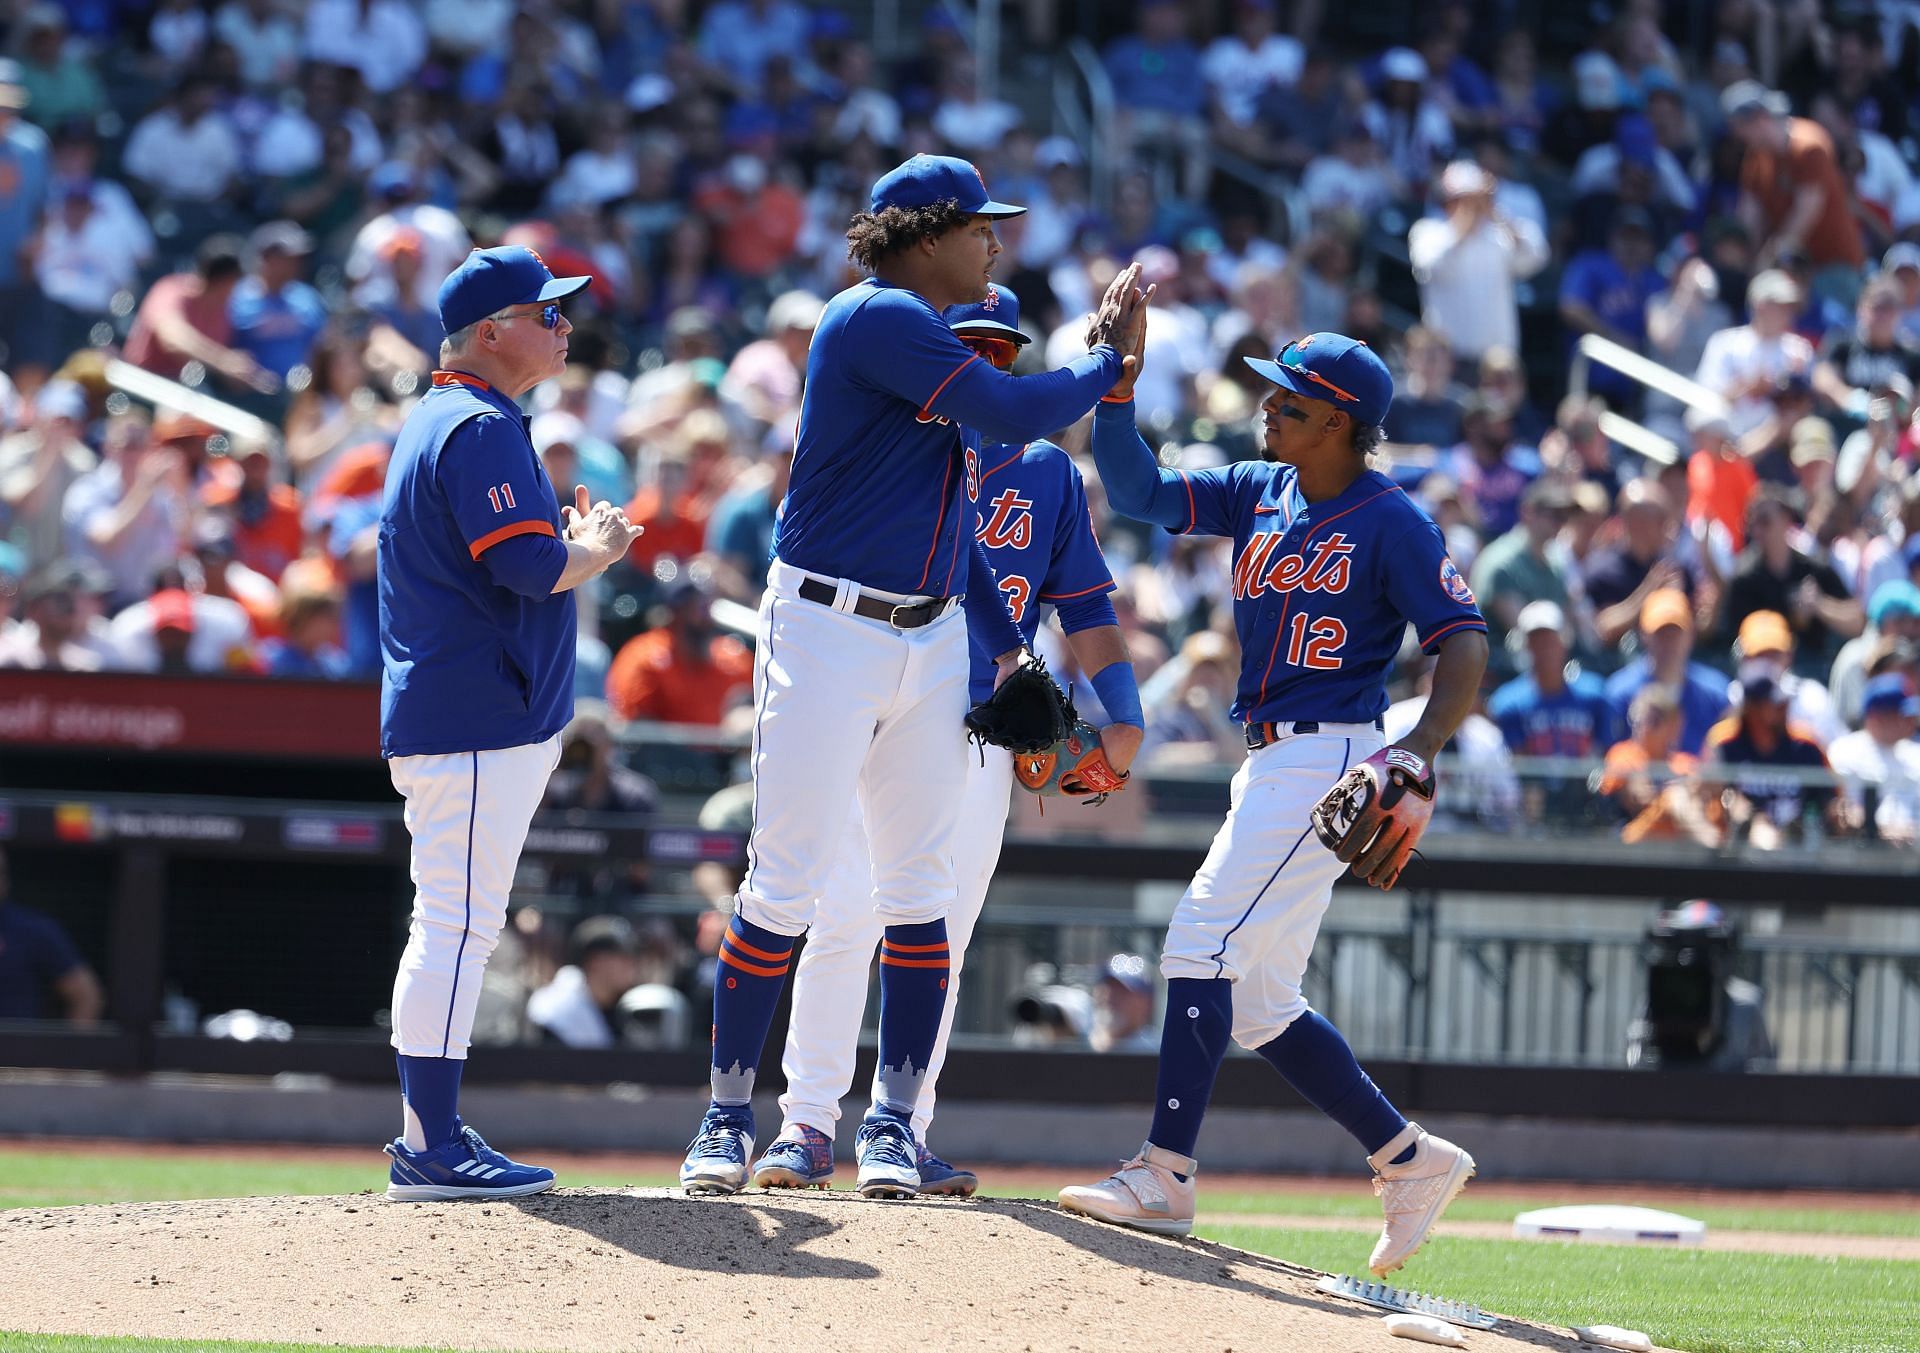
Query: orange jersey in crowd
1686 448 1757 552
605 629 753 725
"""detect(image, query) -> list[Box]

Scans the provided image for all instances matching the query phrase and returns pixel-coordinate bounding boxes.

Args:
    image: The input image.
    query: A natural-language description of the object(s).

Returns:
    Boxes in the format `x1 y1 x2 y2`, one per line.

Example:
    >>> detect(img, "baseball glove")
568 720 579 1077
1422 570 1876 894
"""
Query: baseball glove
1309 745 1436 891
1013 719 1131 805
965 654 1074 754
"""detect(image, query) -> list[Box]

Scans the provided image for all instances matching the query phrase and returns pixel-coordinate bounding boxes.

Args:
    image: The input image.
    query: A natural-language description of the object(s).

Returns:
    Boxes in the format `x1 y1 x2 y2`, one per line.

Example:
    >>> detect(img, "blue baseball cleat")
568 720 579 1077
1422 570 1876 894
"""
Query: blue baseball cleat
384 1123 555 1202
915 1143 978 1197
751 1124 836 1190
680 1107 755 1196
854 1111 920 1199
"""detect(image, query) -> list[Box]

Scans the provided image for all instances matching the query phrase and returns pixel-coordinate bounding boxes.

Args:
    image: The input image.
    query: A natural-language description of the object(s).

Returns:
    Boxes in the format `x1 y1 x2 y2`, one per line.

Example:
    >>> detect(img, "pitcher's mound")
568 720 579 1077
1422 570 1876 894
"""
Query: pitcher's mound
2 1189 1584 1351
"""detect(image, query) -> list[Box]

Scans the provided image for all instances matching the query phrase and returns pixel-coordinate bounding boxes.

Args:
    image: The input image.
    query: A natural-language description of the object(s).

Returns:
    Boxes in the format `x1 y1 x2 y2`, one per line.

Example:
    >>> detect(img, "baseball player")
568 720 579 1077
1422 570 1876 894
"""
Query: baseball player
751 285 1145 1196
379 246 641 1201
1059 327 1491 1277
679 155 1144 1198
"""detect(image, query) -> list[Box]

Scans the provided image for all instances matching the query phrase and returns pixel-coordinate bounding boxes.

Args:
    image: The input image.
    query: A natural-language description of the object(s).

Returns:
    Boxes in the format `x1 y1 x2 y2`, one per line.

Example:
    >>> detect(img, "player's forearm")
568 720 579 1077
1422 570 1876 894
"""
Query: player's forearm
1066 623 1144 731
1399 630 1488 763
961 536 1022 658
1091 399 1190 529
944 346 1122 444
551 538 622 594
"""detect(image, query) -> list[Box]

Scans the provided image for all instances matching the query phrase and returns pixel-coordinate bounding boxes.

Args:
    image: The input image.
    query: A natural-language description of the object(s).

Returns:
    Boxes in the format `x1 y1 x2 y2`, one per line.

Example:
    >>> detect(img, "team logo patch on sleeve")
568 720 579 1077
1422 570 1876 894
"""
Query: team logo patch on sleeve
1439 556 1475 605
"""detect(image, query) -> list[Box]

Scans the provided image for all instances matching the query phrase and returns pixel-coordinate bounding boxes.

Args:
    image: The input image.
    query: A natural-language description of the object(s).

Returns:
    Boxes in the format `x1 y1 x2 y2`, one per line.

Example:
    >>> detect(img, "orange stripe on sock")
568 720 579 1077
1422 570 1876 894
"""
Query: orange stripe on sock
724 932 794 963
879 956 951 969
720 947 791 978
880 940 951 954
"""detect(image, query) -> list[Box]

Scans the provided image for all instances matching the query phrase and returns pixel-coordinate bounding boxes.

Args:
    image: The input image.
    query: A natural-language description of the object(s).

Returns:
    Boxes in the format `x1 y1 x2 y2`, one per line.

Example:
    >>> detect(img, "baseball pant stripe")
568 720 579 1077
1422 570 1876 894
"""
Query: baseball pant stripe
439 752 479 1057
742 590 777 903
1208 737 1351 977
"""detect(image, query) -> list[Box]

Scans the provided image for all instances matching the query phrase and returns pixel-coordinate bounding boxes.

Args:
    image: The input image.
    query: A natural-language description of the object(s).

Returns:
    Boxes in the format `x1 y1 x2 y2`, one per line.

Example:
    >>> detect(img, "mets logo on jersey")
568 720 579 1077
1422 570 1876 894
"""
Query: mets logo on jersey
1232 531 1355 600
1439 556 1475 606
978 488 1034 549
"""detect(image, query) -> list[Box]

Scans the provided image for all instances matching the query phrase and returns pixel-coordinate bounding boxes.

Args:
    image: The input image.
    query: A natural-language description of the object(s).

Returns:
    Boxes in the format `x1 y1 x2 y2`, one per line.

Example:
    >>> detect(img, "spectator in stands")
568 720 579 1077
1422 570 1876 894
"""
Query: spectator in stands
1491 600 1615 749
345 163 473 312
1684 408 1757 556
1364 47 1454 200
215 0 303 90
1470 478 1577 671
1827 674 1920 843
1256 46 1344 174
107 583 253 674
706 421 792 603
1778 248 1856 348
0 847 103 1024
1724 485 1863 671
123 235 278 397
1409 160 1549 363
1537 393 1621 500
720 289 821 435
604 573 752 726
0 566 98 670
1724 80 1865 297
1695 270 1817 438
302 0 427 95
31 182 151 356
188 509 279 636
1605 588 1733 755
1384 326 1466 448
1602 683 1712 842
1203 0 1302 150
1445 393 1539 540
543 702 658 819
199 439 302 582
0 379 94 570
1586 479 1702 650
256 572 349 679
625 409 730 574
1090 954 1158 1055
285 332 399 493
251 61 382 182
308 440 385 675
690 114 806 285
15 6 105 132
1477 346 1547 445
0 60 49 372
1701 670 1838 848
1138 629 1246 768
532 411 629 518
229 221 328 385
1386 657 1522 830
1732 608 1844 746
1558 207 1664 410
695 0 811 92
1831 581 1920 725
1812 276 1920 416
526 916 645 1049
1884 244 1920 343
62 412 189 607
121 76 244 206
1103 0 1209 199
1301 118 1392 225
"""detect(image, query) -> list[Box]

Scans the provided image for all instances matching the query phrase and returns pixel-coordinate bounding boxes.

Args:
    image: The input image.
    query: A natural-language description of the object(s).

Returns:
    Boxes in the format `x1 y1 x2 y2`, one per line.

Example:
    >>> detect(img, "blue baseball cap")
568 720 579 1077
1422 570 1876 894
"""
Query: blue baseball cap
438 246 592 338
1868 580 1920 627
944 283 1029 343
869 154 1025 218
1246 333 1394 427
1862 673 1920 718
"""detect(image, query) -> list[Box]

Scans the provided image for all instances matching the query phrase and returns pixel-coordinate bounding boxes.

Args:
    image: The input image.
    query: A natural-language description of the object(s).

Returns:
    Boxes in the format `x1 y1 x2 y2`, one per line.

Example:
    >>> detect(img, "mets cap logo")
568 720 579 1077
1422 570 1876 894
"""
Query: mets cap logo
1439 556 1475 606
982 286 999 311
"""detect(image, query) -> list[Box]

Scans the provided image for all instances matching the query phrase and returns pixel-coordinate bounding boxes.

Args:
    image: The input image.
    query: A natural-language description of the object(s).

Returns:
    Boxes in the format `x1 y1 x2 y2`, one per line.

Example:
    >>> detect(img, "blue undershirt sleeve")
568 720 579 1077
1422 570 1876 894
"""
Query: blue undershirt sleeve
934 347 1123 445
480 532 570 599
1052 590 1118 633
1091 398 1191 530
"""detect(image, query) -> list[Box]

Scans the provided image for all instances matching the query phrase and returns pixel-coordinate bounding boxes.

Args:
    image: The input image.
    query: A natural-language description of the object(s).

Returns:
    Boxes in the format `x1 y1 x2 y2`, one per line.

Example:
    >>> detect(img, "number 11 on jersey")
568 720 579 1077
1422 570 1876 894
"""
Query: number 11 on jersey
1287 613 1346 670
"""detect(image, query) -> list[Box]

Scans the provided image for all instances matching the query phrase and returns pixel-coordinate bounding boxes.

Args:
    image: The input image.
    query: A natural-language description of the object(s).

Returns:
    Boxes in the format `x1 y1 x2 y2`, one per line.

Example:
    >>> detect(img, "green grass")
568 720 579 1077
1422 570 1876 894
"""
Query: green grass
1205 1224 1920 1353
1187 1187 1920 1239
0 1338 439 1353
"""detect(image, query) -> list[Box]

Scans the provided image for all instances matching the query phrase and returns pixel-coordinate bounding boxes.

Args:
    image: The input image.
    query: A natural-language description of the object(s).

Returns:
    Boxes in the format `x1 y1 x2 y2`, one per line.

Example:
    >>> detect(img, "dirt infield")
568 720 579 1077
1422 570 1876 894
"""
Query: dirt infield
1 1188 1620 1353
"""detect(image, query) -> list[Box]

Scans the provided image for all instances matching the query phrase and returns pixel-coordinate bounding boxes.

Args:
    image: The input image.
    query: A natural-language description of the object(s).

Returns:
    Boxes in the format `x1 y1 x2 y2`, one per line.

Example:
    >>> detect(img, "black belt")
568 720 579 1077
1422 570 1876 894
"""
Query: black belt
1245 718 1385 750
797 576 958 629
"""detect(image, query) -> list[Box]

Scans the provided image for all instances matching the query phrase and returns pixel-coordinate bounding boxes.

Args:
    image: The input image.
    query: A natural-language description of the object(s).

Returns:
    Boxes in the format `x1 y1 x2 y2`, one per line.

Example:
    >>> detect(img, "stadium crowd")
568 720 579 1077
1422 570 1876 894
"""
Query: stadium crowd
0 0 1918 850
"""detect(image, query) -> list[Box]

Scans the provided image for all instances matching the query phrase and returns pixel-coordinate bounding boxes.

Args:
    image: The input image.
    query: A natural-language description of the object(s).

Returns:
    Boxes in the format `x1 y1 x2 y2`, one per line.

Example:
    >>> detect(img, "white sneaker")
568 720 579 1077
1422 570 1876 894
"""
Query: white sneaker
1058 1142 1197 1236
1367 1122 1476 1275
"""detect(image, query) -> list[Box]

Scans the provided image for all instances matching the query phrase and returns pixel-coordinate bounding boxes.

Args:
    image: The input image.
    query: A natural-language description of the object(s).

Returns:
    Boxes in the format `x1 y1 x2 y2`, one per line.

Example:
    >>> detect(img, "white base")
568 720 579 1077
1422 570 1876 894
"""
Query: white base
1513 1204 1707 1246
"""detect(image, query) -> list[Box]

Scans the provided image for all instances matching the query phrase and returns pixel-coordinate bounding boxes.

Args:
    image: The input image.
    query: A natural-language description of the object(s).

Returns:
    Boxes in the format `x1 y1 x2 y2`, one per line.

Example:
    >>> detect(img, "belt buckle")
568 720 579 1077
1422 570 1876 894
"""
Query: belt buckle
1243 722 1265 751
888 601 916 631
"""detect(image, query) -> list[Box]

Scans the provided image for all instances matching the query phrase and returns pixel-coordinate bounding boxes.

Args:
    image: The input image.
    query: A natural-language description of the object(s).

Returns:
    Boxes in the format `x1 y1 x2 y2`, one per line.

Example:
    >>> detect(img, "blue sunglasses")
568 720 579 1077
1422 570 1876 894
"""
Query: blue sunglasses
493 302 563 330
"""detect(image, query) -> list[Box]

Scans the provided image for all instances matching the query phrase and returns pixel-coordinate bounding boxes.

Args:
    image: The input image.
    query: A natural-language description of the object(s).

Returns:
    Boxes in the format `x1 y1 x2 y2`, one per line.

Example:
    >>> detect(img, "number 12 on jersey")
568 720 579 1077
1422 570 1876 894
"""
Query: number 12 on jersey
1286 613 1346 669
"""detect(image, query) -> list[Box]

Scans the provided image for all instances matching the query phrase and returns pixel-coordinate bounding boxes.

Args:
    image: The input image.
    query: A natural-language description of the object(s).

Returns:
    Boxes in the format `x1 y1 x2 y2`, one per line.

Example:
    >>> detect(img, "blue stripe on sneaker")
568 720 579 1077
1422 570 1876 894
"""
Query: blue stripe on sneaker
440 752 478 1057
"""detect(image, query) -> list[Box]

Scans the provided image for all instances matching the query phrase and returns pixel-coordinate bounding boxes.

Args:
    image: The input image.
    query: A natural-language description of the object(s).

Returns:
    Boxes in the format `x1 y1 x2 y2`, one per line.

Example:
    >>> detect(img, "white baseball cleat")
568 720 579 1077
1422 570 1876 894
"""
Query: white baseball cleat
1058 1141 1197 1236
1367 1122 1476 1276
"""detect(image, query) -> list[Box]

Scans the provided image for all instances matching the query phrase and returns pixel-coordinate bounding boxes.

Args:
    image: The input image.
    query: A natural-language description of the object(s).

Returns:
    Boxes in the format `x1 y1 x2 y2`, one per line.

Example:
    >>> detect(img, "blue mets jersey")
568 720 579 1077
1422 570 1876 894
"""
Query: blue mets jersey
967 437 1115 702
379 371 575 758
1172 462 1485 725
776 277 1120 596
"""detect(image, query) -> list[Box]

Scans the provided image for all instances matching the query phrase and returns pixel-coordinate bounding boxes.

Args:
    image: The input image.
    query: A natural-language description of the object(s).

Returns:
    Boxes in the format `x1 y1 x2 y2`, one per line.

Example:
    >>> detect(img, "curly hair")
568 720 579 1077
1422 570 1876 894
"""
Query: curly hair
1351 423 1385 457
845 199 972 271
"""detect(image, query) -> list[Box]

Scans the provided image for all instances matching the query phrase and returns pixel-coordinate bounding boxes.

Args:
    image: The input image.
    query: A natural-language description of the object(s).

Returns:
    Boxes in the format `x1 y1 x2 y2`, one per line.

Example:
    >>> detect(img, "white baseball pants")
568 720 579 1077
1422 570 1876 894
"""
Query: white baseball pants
388 735 560 1059
1160 727 1381 1050
736 558 972 939
778 746 1014 1143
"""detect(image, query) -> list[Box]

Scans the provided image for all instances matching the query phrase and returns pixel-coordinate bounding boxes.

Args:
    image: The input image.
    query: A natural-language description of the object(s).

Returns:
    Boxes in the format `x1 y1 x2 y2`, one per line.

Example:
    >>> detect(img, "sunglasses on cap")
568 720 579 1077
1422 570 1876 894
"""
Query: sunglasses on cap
1276 338 1359 404
960 333 1020 370
492 302 563 330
